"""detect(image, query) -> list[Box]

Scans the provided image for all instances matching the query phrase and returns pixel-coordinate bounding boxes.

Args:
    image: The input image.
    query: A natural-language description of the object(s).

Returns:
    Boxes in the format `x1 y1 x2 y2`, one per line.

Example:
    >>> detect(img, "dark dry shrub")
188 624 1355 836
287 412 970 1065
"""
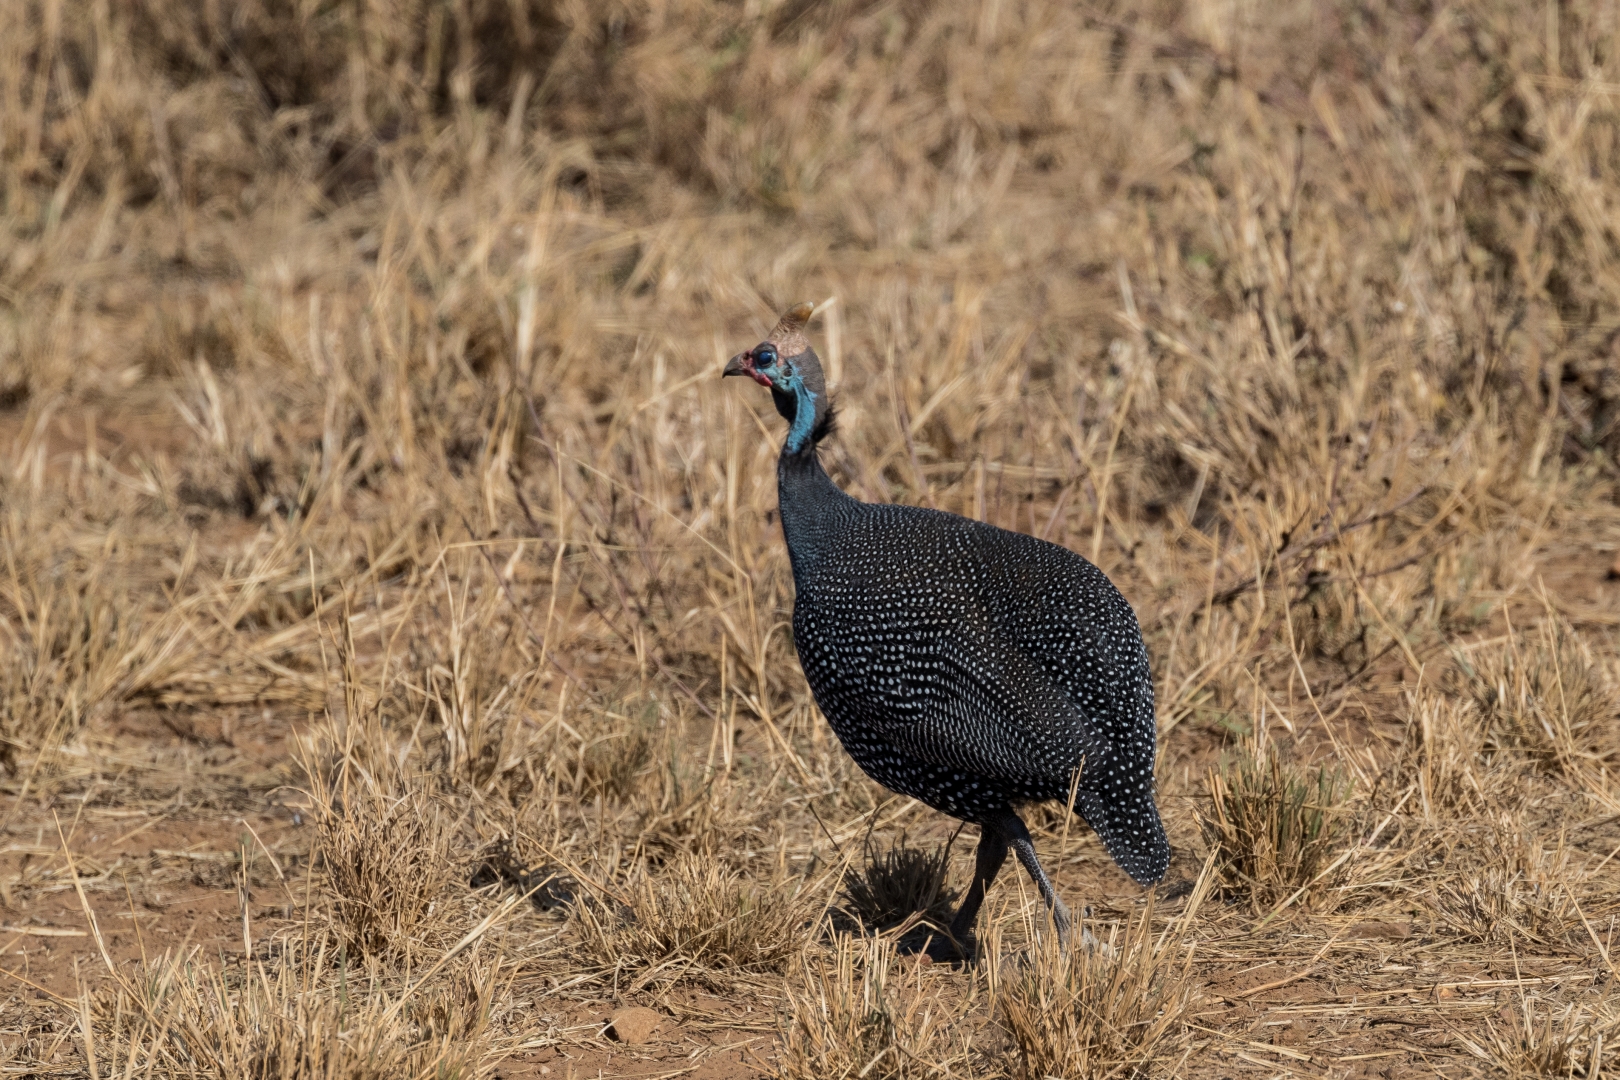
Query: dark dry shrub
467 807 575 912
1199 746 1350 912
840 834 958 931
991 902 1198 1080
576 852 814 987
1454 619 1620 781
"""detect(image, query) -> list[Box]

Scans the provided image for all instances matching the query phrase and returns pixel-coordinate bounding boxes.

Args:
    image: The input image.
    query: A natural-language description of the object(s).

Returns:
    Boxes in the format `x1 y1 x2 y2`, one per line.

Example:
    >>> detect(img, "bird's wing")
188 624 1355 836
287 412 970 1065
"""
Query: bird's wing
844 613 1102 783
855 619 1168 885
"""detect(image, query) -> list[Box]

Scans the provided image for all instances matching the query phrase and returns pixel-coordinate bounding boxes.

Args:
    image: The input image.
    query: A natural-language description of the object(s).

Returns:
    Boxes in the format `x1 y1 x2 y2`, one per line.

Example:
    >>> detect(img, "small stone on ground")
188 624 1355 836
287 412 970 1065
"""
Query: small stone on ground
606 1006 662 1044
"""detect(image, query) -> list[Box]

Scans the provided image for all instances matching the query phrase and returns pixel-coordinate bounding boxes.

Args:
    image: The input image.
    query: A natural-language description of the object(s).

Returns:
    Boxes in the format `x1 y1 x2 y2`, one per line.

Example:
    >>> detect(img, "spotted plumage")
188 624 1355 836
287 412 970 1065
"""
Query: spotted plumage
723 303 1169 950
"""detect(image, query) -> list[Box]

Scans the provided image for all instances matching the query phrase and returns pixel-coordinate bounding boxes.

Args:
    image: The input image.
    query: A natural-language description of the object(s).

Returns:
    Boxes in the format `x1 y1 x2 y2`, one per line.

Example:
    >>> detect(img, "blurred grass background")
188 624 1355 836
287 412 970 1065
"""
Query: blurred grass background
4 0 1616 763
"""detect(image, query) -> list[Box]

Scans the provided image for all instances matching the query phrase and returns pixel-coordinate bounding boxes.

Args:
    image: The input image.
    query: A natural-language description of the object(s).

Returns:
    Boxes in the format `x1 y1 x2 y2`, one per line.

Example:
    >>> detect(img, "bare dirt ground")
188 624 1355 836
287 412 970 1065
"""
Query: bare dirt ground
5 1 1620 1077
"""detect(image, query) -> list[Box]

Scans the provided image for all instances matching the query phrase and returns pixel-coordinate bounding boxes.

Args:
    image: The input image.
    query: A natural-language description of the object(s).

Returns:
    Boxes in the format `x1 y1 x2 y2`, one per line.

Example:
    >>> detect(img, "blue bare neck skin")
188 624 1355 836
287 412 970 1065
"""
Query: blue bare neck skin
783 377 817 454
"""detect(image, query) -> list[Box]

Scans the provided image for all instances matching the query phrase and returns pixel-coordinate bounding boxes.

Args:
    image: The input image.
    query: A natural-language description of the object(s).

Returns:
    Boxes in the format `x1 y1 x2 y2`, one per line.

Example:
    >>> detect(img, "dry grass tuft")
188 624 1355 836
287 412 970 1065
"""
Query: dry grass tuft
1400 689 1490 821
576 852 816 988
1200 743 1351 912
779 934 965 1080
89 942 501 1079
1461 992 1620 1079
576 698 660 801
313 774 464 961
415 560 555 800
0 524 128 770
1437 865 1570 948
840 833 960 932
1437 815 1582 947
989 896 1201 1080
1457 619 1620 783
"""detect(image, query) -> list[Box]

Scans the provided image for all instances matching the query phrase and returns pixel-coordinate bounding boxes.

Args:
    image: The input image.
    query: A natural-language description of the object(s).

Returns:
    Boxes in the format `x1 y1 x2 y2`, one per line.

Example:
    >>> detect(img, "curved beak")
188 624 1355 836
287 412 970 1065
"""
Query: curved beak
722 350 753 378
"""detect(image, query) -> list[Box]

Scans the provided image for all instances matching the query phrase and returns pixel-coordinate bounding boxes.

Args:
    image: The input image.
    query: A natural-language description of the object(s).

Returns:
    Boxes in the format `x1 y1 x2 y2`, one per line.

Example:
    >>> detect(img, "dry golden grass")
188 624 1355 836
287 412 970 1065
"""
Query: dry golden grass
1200 740 1353 912
4 0 1620 1075
87 942 502 1079
312 776 464 962
1457 614 1620 781
574 852 818 989
1399 688 1494 821
987 887 1206 1080
780 934 971 1080
1460 992 1620 1079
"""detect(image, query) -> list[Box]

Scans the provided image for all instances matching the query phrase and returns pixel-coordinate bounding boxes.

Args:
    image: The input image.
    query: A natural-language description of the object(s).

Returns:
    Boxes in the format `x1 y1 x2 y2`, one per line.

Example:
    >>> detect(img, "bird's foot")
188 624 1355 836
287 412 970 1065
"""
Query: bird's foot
916 930 974 965
1077 924 1116 956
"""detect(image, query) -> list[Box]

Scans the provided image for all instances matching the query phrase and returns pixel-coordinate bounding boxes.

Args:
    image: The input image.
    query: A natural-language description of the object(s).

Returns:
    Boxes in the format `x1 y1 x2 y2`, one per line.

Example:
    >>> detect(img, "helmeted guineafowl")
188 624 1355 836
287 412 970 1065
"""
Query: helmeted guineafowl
722 302 1169 953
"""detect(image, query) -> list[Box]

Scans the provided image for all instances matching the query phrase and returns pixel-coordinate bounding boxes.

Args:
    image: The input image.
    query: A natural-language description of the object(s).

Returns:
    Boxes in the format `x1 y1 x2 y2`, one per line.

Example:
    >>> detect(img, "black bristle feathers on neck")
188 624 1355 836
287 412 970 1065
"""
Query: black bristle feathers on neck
812 402 837 444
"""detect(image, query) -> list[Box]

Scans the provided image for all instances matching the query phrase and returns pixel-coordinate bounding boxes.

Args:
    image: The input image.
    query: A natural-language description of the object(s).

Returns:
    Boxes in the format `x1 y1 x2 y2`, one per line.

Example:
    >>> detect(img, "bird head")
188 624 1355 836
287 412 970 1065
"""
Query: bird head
722 301 833 453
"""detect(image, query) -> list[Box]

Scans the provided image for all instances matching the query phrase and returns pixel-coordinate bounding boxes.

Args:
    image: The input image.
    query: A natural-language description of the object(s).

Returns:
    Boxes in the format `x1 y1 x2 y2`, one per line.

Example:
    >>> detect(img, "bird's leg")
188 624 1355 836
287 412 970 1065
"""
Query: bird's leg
1001 811 1073 947
932 820 1011 958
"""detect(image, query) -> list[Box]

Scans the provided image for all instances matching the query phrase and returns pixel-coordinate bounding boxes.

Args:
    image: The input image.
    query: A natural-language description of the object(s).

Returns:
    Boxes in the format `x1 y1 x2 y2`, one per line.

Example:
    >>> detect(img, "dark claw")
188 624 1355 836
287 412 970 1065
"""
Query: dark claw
919 930 974 964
